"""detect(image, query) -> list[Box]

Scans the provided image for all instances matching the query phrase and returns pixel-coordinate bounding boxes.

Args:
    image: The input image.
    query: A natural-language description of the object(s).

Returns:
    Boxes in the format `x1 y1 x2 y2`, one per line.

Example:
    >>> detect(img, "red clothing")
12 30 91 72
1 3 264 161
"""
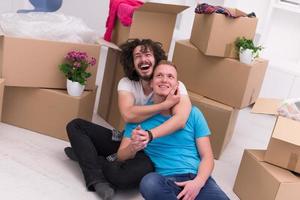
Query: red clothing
104 0 143 42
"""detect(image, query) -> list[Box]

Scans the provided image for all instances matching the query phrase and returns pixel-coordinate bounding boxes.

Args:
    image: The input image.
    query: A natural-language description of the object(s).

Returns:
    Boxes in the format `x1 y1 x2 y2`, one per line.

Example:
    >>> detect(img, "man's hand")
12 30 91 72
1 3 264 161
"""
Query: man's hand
175 179 204 200
162 85 180 110
130 125 148 152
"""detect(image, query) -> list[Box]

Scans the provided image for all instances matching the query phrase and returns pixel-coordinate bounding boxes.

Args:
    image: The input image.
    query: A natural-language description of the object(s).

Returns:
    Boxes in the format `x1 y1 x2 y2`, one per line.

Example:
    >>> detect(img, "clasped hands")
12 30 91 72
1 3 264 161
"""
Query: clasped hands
130 125 149 152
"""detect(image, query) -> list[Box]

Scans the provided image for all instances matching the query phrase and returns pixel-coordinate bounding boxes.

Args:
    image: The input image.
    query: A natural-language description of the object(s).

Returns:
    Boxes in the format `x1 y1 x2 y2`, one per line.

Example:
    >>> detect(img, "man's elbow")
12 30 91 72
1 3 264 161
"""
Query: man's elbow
121 112 137 123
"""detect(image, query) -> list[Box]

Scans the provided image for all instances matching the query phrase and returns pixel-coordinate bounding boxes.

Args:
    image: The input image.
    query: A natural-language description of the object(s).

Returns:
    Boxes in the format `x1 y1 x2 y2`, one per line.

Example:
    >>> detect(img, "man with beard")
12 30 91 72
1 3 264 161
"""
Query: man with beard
118 61 229 200
64 39 191 200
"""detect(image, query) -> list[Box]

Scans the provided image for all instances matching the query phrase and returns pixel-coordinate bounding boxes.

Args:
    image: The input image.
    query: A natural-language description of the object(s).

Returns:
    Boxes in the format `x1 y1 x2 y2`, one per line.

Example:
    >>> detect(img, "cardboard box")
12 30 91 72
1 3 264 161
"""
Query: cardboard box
106 60 126 131
0 79 4 121
190 9 257 58
112 2 188 53
252 98 300 173
2 87 96 141
189 91 238 159
0 36 100 90
233 149 300 200
172 40 268 108
97 48 121 121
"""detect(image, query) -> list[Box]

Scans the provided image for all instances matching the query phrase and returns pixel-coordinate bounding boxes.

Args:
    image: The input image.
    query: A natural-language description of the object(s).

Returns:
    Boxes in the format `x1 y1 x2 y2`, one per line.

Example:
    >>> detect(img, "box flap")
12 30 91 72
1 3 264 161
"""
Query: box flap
137 2 188 14
248 150 300 183
272 116 300 146
247 149 265 161
97 38 120 51
251 98 282 115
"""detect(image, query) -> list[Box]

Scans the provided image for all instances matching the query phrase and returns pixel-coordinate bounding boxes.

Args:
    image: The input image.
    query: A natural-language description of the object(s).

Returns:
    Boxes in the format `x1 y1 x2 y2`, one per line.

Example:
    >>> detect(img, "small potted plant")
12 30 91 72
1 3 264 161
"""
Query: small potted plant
235 37 263 64
59 50 96 96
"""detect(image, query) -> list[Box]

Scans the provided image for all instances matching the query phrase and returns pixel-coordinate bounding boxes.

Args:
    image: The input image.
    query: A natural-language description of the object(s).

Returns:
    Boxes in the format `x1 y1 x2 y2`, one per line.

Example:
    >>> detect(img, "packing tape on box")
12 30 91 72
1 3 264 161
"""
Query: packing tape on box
287 152 299 171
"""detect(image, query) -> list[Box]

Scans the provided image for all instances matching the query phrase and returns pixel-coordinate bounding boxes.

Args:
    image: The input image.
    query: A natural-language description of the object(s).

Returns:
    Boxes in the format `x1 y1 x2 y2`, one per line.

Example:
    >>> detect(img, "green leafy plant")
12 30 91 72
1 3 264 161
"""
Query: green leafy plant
59 50 96 85
235 37 263 58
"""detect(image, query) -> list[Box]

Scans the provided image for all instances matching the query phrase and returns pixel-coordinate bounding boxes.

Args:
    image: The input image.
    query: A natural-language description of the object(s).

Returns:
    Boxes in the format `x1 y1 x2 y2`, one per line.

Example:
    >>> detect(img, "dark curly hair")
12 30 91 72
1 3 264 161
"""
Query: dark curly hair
119 39 167 81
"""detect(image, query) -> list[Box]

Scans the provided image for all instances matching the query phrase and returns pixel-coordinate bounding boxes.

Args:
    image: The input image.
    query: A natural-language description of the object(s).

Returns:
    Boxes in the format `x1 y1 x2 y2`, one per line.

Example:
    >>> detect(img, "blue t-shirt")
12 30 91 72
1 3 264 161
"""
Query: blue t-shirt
124 106 210 176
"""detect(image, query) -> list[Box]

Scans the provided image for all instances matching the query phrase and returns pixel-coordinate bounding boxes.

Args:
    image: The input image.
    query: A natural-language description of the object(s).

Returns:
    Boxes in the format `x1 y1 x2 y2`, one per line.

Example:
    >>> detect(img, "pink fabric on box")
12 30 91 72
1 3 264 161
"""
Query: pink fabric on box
117 2 138 26
104 0 143 42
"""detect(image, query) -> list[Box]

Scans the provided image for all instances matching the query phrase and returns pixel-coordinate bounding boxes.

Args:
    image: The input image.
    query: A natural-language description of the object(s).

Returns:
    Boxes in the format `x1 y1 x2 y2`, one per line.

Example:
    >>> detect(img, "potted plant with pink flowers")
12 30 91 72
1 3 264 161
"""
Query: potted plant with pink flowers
59 50 96 96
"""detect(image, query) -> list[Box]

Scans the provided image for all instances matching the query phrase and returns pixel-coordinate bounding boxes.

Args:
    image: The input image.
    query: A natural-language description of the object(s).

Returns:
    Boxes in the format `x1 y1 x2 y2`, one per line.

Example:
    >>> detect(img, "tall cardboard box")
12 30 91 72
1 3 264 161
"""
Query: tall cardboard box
252 98 300 173
0 79 4 121
106 60 126 131
97 48 121 121
0 36 100 90
190 9 257 58
112 2 188 53
2 87 96 141
233 149 300 200
189 91 238 159
172 40 268 108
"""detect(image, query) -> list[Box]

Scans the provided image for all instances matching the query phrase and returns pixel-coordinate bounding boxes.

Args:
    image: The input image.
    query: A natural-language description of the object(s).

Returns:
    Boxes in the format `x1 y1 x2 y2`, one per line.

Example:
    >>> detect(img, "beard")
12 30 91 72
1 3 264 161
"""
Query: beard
139 74 152 81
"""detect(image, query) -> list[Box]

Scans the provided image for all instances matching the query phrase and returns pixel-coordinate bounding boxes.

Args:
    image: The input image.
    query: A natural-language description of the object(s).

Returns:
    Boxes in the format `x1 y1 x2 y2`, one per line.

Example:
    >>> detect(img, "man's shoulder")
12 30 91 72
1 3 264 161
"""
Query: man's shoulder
118 77 141 92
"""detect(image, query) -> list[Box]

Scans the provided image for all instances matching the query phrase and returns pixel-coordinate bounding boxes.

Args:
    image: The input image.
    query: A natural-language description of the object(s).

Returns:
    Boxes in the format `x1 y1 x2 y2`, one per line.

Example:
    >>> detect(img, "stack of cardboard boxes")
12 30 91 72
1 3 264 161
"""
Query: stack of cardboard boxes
0 36 100 140
172 8 269 159
233 98 300 200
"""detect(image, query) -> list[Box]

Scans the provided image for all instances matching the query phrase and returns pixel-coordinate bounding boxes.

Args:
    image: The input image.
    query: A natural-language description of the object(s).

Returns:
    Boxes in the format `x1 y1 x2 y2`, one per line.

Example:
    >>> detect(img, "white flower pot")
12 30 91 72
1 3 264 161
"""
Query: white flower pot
239 48 253 64
67 79 85 97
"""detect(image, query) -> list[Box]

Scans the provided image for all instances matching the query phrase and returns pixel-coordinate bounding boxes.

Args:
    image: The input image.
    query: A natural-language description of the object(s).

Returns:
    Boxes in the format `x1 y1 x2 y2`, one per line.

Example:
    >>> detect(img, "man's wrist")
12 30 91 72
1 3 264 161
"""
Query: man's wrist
146 130 154 142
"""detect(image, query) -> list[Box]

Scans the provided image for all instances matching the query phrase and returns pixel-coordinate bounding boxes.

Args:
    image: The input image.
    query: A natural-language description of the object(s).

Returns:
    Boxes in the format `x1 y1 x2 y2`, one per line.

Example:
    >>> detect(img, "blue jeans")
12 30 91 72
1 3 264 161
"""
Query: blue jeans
140 172 230 200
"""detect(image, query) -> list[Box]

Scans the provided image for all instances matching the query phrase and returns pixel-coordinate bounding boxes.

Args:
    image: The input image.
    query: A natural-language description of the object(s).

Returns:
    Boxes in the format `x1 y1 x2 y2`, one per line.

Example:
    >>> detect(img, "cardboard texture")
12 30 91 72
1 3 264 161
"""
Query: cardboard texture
97 48 121 120
172 40 268 108
112 2 188 53
0 79 4 121
106 60 126 131
251 98 282 115
265 116 300 173
190 9 257 58
189 91 238 159
233 149 300 200
252 98 300 173
0 36 100 90
2 87 96 141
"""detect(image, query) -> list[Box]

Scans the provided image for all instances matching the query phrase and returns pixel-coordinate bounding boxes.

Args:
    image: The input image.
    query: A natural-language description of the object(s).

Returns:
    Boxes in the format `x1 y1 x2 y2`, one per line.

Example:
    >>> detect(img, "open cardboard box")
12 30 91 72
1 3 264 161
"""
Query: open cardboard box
252 98 300 173
189 91 239 159
190 8 257 58
172 40 268 108
233 149 300 200
2 87 96 141
112 2 188 53
0 79 4 121
0 36 101 90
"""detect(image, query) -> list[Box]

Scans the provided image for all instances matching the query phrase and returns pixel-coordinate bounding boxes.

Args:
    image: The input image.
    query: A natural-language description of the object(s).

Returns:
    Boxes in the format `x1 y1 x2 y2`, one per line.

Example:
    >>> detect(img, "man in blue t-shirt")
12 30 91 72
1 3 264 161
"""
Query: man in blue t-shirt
117 60 229 200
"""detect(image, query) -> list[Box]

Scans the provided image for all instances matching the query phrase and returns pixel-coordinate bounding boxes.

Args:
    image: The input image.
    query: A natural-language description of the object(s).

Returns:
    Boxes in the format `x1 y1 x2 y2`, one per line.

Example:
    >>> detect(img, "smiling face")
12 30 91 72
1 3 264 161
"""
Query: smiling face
151 63 178 98
133 45 155 81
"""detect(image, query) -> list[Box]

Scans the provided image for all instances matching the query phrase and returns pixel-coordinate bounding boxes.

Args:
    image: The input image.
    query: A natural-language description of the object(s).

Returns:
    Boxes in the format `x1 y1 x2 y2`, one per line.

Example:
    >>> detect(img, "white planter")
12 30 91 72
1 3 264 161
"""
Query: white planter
239 48 253 64
67 79 85 97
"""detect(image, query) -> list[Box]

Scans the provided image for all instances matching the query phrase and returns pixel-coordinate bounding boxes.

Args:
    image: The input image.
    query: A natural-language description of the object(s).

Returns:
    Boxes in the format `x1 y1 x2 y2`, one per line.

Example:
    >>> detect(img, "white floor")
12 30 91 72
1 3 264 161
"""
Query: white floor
0 107 276 200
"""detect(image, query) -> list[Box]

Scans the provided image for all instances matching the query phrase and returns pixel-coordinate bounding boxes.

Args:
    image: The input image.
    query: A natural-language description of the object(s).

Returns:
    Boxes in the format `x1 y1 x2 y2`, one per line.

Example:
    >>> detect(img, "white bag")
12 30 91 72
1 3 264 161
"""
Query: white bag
0 12 99 44
277 98 300 121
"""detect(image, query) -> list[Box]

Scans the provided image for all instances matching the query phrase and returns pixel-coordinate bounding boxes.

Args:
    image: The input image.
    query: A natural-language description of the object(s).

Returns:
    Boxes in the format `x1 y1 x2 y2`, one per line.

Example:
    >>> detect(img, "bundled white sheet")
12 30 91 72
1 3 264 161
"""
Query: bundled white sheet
0 12 99 44
277 98 300 121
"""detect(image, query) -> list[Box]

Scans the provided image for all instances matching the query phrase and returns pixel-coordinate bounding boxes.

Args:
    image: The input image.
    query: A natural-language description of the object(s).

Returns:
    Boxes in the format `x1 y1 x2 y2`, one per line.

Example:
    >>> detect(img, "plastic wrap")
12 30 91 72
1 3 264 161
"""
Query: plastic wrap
277 98 300 121
0 13 99 44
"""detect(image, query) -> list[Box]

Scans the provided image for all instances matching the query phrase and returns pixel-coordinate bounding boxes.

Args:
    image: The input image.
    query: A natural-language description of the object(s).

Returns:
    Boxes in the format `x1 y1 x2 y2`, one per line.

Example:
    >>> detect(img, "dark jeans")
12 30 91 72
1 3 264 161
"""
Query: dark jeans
66 118 154 190
140 172 230 200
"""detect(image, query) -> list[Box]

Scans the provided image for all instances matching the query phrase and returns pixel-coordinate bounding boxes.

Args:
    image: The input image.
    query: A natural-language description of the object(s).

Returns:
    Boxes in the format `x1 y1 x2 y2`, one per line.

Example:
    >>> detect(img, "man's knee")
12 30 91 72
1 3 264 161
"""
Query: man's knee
140 172 163 197
66 118 83 137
